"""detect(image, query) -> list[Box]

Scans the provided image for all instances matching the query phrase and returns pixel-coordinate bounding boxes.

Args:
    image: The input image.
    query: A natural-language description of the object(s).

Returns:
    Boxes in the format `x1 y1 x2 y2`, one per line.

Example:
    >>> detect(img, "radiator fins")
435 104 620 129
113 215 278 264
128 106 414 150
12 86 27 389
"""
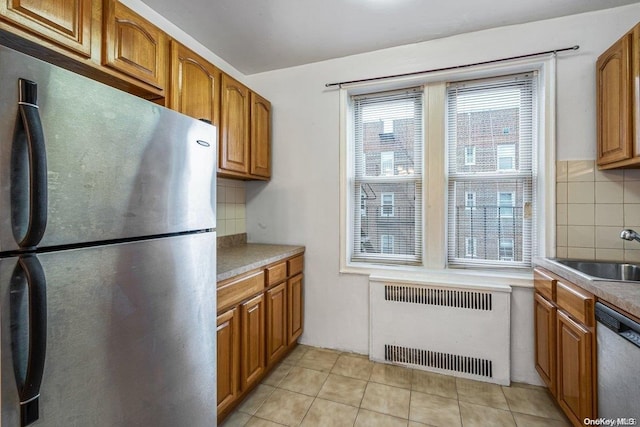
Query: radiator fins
384 284 492 311
384 344 493 378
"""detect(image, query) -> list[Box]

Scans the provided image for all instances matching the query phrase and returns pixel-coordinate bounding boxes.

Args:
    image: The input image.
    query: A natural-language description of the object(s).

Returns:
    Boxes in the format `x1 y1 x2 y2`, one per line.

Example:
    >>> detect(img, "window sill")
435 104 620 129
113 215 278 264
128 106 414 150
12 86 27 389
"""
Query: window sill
340 263 533 289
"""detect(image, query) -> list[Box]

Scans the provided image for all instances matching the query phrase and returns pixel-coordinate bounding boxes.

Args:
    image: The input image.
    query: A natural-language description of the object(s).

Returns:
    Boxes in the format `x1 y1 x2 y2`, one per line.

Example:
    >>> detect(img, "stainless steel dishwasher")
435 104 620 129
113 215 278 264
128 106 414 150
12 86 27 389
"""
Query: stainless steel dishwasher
595 302 640 421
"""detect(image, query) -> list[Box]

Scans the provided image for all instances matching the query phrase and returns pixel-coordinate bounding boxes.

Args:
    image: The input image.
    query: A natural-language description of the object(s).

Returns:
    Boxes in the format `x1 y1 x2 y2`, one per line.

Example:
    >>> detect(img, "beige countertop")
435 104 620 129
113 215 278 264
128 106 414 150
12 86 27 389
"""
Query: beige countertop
534 257 640 318
217 243 305 282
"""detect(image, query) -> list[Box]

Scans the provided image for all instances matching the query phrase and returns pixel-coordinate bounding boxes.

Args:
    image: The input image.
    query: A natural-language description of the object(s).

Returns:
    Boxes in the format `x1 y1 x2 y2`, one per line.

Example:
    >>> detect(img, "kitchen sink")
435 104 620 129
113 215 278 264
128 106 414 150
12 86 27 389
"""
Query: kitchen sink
553 259 640 281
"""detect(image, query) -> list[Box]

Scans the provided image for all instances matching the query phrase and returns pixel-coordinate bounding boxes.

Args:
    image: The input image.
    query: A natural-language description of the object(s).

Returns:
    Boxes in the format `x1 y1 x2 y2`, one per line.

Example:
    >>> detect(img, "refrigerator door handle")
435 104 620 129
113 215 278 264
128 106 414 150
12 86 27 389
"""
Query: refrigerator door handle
14 79 48 249
10 254 47 427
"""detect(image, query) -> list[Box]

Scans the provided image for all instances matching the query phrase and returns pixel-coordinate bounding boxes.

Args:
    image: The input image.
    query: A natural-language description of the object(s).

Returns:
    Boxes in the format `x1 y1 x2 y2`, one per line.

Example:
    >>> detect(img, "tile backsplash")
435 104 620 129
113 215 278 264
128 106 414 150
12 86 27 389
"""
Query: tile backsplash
557 160 640 262
217 178 246 237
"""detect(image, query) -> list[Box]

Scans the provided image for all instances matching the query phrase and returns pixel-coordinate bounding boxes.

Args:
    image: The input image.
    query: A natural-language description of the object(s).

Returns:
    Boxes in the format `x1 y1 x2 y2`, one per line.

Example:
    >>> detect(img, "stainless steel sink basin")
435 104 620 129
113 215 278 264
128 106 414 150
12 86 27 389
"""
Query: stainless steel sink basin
554 259 640 281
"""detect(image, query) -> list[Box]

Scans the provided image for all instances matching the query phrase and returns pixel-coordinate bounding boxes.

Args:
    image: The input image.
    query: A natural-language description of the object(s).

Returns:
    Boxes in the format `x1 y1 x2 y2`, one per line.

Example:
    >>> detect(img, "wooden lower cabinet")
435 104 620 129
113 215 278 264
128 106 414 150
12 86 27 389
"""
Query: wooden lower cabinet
266 282 287 366
287 273 304 344
217 253 304 423
557 310 594 424
534 292 557 396
533 267 596 427
240 293 265 391
217 307 239 415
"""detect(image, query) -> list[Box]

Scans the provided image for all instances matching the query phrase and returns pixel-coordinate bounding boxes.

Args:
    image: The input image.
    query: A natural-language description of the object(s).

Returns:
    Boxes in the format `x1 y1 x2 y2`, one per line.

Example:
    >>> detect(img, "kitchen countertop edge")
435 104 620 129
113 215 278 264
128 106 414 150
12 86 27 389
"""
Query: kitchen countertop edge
217 243 305 282
534 257 640 318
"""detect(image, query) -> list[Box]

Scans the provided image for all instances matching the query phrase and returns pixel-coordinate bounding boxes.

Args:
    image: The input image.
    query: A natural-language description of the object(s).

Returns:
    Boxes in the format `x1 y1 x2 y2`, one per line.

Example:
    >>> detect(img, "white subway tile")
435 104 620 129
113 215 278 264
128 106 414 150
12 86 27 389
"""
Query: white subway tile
567 247 595 260
595 204 623 226
556 161 568 183
557 204 568 226
567 160 595 182
595 181 624 204
595 226 624 249
567 204 594 226
556 183 568 204
624 180 640 203
556 225 568 247
595 168 624 182
567 225 595 248
567 182 594 204
595 249 624 262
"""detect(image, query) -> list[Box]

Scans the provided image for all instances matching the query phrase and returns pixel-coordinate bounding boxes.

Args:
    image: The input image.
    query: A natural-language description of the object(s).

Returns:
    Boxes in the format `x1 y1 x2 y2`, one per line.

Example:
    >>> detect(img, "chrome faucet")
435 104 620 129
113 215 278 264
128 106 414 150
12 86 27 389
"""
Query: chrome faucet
620 229 640 243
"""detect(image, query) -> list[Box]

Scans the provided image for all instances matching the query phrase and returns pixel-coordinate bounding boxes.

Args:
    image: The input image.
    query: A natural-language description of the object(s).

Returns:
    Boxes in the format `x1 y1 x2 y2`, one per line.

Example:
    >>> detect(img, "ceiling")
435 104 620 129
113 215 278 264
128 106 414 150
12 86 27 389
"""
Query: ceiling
140 0 640 75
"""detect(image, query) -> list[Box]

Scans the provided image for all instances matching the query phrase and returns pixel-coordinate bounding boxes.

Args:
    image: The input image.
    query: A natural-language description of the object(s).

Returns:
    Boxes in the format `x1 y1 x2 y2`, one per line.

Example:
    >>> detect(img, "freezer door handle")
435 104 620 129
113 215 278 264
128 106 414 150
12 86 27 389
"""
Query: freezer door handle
10 254 47 426
13 79 48 249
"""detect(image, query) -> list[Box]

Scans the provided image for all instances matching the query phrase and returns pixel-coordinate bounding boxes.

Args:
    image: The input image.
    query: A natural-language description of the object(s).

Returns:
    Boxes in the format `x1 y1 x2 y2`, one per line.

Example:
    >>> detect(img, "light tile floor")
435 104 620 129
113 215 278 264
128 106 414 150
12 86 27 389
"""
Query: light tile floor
220 345 571 427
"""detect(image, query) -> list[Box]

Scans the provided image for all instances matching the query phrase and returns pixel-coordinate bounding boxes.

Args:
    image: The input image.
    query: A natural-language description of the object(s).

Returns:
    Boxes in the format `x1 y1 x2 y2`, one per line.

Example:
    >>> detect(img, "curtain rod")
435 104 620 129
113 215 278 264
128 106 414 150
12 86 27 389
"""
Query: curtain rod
325 45 579 88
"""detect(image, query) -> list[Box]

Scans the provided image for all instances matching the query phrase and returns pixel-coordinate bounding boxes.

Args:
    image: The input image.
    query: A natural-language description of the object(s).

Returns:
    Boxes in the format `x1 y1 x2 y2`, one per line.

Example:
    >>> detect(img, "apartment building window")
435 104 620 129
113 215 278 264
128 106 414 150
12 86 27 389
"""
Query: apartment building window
499 238 514 261
464 146 476 165
381 151 394 176
465 192 476 210
497 144 516 170
447 73 536 267
497 192 514 218
380 193 395 217
465 237 477 258
349 88 423 265
381 235 395 254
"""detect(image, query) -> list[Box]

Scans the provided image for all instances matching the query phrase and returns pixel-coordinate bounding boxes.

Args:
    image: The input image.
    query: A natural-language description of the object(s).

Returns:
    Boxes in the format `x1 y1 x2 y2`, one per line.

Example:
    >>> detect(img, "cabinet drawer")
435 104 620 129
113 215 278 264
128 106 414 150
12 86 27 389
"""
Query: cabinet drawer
266 262 287 287
534 268 556 301
288 255 304 276
217 270 264 312
556 280 594 326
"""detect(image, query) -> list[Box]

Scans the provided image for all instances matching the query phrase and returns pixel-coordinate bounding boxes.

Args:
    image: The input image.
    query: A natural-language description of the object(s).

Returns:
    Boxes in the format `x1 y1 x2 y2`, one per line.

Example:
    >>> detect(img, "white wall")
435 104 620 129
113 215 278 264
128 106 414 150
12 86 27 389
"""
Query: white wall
244 4 640 384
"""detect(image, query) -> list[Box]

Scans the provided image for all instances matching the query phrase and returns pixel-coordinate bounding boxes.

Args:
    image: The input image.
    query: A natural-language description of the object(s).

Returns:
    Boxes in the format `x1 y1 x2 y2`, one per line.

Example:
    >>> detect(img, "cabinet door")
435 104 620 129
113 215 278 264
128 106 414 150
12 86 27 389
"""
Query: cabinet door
217 307 240 415
250 91 271 178
0 0 92 56
102 0 167 90
240 293 265 390
220 74 250 175
534 293 557 396
169 41 220 126
287 274 304 344
596 32 633 167
266 282 287 366
557 310 594 424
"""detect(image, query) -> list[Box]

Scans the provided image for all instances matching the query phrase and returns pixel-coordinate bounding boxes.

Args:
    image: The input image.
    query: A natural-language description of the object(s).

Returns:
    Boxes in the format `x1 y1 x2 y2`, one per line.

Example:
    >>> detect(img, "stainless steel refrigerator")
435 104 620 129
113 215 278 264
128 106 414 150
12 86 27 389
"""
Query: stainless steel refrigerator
0 45 217 426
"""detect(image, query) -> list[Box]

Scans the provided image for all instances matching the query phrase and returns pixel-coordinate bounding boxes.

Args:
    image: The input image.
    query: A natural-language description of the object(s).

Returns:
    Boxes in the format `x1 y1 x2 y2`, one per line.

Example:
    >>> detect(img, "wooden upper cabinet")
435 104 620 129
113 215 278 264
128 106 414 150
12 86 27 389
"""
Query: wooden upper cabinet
0 0 93 56
220 73 251 175
102 0 167 91
219 73 272 180
169 41 219 125
597 31 634 168
250 92 271 178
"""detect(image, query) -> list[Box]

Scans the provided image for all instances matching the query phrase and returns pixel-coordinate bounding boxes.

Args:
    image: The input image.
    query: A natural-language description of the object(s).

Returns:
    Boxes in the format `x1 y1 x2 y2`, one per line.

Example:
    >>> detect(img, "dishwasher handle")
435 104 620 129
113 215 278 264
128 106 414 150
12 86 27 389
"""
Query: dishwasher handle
595 302 640 348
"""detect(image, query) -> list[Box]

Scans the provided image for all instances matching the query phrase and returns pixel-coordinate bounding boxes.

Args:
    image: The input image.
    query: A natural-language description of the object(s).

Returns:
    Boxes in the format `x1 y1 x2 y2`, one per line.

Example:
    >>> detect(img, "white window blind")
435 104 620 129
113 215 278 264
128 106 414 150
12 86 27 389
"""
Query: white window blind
446 73 537 268
352 88 423 265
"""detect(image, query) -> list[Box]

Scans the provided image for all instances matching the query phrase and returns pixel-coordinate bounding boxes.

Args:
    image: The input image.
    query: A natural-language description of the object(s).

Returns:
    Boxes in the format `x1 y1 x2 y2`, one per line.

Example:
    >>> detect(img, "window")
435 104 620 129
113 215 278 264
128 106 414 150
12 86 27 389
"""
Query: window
380 193 395 217
381 151 394 176
497 144 516 170
497 192 514 218
447 73 536 267
360 187 367 217
465 192 476 210
349 88 423 265
464 146 476 165
465 237 477 257
499 238 514 261
342 60 550 273
381 235 395 254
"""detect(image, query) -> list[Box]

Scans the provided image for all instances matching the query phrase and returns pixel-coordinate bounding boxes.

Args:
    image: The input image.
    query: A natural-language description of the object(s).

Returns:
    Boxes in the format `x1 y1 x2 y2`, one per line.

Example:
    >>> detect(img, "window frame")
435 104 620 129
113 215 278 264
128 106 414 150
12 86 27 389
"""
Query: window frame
381 234 395 254
497 191 515 218
339 55 556 275
465 191 476 210
380 151 395 176
496 144 516 171
465 237 477 258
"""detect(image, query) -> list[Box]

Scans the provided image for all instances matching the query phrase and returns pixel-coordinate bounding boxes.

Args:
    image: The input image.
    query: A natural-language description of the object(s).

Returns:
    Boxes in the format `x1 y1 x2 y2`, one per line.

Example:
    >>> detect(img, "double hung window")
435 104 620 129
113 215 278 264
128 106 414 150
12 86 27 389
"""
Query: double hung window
446 73 537 267
350 88 423 265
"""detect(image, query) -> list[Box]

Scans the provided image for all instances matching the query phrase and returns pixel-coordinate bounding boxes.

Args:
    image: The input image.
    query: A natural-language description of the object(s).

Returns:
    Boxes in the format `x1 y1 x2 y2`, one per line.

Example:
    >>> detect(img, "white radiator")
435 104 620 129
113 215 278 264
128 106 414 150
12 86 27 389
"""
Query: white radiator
369 275 512 385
